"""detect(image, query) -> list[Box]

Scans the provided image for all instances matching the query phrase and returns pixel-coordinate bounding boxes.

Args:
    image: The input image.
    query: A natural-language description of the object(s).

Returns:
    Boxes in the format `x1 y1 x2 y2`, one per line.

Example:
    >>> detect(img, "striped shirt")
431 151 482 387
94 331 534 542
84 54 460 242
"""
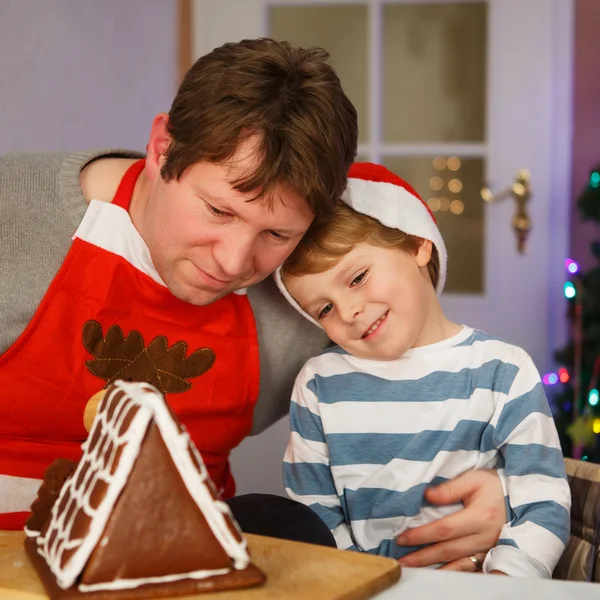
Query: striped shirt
283 327 571 578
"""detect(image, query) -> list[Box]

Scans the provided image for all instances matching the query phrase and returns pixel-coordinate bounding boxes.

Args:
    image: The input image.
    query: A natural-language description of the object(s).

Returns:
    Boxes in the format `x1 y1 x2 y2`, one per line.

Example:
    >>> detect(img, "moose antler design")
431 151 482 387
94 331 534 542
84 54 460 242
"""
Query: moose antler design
82 321 215 395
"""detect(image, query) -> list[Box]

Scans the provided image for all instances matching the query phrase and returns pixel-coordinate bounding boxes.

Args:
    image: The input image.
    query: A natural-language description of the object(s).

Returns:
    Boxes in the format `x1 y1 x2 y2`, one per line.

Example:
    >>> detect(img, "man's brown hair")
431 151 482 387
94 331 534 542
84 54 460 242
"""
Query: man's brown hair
282 202 440 287
163 38 358 224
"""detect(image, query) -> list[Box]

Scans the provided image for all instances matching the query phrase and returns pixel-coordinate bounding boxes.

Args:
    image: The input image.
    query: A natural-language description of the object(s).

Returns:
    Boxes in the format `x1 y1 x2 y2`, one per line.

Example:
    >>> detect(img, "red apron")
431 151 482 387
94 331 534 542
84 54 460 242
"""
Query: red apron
0 160 259 529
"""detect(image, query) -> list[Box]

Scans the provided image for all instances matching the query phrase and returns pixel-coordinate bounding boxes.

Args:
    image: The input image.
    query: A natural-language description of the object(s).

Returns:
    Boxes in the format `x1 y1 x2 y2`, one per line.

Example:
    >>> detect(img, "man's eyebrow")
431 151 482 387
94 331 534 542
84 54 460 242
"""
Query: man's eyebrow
194 189 228 204
270 226 305 235
194 189 241 215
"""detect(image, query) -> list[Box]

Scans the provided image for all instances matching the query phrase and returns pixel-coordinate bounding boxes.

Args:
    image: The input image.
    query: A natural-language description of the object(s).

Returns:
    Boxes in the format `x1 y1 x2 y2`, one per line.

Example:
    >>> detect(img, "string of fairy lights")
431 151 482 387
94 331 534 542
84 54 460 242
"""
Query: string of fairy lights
427 156 465 215
543 257 600 458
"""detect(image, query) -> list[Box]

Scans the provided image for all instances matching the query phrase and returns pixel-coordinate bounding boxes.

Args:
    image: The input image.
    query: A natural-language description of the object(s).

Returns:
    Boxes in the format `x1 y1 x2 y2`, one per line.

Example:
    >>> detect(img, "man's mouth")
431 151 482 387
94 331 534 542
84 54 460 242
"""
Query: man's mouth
194 264 235 288
205 272 233 284
362 311 389 338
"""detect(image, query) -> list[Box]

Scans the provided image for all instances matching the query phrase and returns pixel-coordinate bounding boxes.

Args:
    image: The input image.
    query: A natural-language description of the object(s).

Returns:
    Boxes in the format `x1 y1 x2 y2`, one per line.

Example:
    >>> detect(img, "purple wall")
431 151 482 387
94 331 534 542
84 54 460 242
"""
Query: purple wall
0 0 177 153
570 0 600 269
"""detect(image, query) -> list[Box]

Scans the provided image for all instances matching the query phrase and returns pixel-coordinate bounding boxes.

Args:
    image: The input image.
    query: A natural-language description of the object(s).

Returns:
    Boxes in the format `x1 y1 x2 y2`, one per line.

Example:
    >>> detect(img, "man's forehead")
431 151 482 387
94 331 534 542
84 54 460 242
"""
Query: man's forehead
222 136 311 212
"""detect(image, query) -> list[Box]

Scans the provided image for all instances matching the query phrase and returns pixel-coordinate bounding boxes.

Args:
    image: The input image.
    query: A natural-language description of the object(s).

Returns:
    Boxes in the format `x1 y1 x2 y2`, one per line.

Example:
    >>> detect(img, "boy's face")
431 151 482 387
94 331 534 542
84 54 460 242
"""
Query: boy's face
286 241 436 360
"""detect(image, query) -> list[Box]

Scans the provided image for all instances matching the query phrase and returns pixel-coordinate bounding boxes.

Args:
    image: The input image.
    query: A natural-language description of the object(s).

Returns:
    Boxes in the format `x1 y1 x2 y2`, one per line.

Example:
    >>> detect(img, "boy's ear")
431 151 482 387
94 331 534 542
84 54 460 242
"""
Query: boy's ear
415 239 433 267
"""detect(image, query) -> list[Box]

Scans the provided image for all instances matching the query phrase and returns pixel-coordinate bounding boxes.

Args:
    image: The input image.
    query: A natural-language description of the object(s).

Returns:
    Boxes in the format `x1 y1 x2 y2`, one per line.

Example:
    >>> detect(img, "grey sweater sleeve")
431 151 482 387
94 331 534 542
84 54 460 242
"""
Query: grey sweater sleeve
247 276 330 434
0 150 143 353
0 150 329 436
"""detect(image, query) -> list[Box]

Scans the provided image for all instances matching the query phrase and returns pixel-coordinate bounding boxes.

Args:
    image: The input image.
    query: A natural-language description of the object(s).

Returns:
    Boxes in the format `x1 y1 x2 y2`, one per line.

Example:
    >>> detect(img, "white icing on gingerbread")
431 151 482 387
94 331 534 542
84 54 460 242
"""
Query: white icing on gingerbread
78 567 232 592
24 525 39 538
35 380 250 591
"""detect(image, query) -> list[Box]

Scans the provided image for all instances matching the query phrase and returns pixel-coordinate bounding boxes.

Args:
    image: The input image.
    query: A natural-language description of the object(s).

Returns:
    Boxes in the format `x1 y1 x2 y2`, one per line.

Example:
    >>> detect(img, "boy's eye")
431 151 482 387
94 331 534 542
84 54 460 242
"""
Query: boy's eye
351 271 367 286
318 303 333 320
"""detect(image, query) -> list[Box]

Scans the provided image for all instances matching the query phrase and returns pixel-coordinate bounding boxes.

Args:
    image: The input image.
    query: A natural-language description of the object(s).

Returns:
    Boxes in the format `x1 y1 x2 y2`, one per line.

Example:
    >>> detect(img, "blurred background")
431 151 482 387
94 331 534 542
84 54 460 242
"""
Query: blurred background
2 0 600 492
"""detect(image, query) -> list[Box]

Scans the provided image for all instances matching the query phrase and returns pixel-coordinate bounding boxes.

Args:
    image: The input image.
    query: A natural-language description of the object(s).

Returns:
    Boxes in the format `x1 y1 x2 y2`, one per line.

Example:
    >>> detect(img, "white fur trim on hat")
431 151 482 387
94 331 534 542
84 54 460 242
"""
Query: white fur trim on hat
274 163 447 327
273 268 321 328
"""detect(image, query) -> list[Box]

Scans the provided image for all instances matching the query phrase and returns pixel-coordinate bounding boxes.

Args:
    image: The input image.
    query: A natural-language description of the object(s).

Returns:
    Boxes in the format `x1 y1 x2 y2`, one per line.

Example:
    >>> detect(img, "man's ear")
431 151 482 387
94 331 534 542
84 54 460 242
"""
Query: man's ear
145 113 171 182
415 238 433 267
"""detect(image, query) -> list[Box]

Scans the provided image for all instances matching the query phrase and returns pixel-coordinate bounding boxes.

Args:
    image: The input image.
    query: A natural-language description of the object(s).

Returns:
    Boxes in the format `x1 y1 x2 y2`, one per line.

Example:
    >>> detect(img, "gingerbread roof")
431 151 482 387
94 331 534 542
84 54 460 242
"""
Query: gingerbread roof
35 380 249 590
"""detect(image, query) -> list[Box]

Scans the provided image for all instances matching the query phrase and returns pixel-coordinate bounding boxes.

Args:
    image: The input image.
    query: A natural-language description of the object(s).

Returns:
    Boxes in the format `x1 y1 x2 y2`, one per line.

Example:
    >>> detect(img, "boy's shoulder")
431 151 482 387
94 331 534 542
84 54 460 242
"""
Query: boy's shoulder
459 327 533 366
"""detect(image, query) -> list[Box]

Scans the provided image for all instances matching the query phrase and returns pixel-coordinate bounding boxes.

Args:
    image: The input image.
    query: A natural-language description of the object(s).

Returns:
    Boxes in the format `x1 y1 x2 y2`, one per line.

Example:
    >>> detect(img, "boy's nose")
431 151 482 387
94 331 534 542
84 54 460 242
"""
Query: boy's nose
339 301 364 324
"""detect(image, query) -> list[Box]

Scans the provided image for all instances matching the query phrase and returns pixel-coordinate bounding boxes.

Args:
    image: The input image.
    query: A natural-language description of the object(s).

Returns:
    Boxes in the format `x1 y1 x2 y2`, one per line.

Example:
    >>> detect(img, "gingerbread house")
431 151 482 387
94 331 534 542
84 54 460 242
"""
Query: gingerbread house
25 380 264 599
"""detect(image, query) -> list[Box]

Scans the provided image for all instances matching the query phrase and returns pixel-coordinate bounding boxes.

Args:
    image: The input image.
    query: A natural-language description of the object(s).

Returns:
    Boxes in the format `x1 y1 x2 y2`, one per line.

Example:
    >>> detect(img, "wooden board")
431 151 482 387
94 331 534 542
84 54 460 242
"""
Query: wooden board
0 531 400 600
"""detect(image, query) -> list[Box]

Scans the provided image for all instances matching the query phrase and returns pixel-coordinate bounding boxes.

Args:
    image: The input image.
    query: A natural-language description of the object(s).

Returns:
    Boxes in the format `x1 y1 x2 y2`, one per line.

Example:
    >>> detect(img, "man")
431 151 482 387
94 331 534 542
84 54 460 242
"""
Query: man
0 38 504 571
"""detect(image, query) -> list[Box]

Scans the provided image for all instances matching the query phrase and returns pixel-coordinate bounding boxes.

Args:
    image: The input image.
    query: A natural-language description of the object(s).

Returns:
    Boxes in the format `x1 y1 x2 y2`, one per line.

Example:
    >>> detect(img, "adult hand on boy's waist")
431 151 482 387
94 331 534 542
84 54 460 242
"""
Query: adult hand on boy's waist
395 470 506 572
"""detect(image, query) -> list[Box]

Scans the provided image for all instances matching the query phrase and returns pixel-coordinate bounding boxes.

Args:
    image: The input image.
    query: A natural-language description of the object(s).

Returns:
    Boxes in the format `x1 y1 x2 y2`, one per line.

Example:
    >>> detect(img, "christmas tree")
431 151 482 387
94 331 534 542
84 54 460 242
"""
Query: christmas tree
549 167 600 463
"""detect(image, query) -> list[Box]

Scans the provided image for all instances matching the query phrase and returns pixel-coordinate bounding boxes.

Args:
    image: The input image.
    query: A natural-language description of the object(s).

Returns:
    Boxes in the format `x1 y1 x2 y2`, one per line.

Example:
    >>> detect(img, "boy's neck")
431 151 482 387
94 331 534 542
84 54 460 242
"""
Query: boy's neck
412 293 462 349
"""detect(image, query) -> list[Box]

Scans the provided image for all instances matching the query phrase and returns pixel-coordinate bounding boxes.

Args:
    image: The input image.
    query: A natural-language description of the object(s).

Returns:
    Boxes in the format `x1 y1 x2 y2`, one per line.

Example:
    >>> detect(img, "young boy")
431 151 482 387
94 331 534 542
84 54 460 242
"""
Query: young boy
275 163 571 578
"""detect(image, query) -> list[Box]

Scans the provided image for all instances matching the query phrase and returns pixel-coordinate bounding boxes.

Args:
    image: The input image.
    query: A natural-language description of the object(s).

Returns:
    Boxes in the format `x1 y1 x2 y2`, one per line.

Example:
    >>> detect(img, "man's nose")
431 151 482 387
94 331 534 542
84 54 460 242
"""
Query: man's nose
213 232 255 279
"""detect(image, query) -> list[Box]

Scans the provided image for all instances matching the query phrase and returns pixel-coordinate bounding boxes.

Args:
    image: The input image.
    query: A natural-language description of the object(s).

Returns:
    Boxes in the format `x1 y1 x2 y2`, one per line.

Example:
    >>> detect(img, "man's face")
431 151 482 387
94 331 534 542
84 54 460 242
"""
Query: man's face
139 137 314 305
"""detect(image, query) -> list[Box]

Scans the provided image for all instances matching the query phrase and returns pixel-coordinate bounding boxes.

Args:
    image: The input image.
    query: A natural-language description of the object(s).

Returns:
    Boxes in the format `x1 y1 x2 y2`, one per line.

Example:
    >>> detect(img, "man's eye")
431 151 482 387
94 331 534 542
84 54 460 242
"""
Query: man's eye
210 205 227 216
205 202 228 217
268 230 289 241
318 304 333 320
351 271 367 286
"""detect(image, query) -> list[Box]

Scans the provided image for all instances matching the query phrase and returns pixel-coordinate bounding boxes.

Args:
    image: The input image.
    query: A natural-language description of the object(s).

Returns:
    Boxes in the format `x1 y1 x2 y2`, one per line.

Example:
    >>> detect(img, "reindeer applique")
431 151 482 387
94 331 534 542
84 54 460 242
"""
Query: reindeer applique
81 320 215 430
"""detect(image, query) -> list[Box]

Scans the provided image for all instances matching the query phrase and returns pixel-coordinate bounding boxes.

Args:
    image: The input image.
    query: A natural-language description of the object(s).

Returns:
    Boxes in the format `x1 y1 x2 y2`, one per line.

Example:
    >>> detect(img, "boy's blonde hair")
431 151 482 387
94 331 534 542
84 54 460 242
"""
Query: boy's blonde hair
281 202 440 287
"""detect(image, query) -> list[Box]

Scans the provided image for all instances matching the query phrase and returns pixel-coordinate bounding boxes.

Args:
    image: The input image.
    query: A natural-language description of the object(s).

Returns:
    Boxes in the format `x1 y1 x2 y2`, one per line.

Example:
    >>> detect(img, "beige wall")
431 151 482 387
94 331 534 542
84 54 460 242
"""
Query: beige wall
0 0 178 153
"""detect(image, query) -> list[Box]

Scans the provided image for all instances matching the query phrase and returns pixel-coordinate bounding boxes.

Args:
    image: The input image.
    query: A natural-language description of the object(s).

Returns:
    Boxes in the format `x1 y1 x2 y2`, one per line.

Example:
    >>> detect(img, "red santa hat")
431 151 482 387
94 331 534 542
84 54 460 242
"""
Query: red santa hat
274 162 448 327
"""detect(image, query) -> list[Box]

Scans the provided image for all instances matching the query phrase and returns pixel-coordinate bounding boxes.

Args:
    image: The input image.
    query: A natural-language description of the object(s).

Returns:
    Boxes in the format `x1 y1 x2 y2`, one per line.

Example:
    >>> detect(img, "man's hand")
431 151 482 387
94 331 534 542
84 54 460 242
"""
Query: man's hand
396 470 506 570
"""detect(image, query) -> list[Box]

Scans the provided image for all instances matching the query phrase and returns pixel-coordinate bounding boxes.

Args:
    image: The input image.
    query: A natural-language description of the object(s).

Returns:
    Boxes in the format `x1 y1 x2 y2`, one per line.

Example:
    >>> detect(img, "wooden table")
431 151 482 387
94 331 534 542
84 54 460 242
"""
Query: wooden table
4 529 598 599
0 530 400 600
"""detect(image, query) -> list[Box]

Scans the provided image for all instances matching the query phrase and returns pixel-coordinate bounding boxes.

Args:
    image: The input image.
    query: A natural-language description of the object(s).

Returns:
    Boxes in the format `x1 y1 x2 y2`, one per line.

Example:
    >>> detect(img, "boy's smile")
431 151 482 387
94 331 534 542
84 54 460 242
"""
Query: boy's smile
362 310 389 339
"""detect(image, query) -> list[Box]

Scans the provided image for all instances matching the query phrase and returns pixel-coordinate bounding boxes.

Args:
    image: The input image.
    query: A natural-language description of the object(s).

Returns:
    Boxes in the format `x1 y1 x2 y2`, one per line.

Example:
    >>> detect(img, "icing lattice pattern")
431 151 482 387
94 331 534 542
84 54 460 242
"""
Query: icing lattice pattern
36 380 249 590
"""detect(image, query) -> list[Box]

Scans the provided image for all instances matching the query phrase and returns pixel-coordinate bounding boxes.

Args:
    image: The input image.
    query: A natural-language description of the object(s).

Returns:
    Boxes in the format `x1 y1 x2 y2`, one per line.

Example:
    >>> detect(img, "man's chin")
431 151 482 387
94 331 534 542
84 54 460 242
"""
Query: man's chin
165 270 267 305
168 283 233 306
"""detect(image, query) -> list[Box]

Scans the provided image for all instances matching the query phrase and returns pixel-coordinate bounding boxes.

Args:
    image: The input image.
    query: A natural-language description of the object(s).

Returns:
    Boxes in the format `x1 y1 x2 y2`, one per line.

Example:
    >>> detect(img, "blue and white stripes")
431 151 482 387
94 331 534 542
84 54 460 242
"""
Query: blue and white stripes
283 327 570 577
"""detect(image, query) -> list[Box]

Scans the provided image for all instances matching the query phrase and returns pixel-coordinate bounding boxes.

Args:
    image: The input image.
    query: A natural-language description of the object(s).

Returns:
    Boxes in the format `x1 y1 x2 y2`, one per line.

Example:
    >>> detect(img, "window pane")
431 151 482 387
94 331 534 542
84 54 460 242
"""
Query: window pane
269 5 369 143
382 156 484 293
383 2 487 143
